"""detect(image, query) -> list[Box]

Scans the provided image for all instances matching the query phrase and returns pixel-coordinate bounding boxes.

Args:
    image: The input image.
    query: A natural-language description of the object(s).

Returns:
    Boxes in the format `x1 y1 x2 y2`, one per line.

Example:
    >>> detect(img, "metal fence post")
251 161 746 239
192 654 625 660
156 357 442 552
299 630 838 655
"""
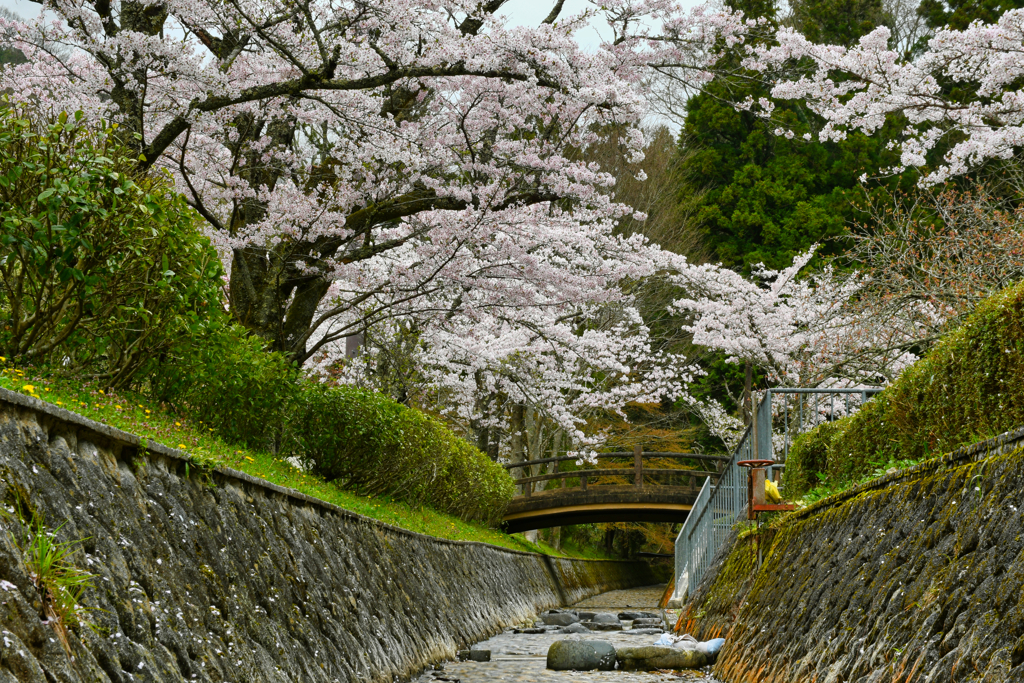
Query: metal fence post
673 386 884 603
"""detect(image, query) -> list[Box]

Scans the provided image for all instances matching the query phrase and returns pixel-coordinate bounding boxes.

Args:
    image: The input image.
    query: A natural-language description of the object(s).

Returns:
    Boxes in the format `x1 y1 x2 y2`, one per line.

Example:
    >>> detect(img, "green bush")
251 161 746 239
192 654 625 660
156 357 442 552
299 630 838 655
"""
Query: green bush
284 385 514 525
150 327 299 450
0 104 224 387
784 420 847 496
786 280 1024 493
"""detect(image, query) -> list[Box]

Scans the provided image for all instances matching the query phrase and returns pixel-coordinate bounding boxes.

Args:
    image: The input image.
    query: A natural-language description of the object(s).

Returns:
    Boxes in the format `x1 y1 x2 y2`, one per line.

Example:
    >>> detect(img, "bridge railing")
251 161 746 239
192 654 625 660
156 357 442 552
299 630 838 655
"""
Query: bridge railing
672 387 884 602
502 448 728 497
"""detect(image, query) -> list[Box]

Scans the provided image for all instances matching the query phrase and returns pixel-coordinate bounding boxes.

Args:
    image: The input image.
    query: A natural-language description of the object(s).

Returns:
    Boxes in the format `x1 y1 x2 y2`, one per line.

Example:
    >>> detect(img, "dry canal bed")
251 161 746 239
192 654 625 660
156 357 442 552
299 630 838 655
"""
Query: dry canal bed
414 584 720 683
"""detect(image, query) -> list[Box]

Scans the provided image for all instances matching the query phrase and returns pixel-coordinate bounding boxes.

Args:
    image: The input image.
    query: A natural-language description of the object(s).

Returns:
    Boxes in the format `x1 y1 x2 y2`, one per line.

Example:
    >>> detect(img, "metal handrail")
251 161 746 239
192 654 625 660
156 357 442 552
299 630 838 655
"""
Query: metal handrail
671 386 883 603
507 448 725 498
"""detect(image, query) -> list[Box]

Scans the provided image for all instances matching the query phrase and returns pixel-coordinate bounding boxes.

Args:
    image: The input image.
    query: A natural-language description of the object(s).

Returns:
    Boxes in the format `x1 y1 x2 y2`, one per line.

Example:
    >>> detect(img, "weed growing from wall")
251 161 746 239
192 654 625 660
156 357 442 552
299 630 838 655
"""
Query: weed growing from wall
2 504 96 650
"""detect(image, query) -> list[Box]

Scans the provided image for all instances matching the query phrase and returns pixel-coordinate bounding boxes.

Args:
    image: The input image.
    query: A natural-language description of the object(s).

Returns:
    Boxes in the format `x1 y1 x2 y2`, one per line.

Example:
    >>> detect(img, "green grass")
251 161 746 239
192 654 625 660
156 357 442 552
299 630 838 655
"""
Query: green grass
792 454 930 506
0 360 576 557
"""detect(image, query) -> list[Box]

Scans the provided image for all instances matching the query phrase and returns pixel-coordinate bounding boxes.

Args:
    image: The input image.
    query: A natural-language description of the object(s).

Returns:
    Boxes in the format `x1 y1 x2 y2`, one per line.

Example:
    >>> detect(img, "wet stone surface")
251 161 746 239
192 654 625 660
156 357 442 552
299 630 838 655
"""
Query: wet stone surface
414 585 720 683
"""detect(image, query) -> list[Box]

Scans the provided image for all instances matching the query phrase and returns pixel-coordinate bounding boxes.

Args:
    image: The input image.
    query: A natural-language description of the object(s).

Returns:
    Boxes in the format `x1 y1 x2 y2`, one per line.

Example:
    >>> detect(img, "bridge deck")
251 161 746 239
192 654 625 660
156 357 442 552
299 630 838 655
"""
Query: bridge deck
502 485 700 532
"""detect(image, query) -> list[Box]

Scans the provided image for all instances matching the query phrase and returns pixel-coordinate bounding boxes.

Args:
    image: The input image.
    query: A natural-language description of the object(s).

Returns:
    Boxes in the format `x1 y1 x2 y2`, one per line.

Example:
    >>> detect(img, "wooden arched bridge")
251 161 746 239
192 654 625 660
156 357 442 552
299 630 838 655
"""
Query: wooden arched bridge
501 448 729 532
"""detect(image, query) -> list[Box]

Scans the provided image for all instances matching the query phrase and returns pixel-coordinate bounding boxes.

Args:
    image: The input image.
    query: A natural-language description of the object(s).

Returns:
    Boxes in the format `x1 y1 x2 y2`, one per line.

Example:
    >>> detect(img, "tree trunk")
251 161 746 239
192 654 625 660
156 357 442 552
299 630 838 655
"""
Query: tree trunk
472 371 491 455
510 404 526 495
742 360 753 426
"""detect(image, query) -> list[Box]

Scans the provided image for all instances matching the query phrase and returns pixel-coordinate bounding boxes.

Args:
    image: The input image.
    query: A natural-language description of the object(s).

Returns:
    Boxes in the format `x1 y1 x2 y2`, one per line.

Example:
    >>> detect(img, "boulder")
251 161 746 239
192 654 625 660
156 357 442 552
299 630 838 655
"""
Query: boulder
590 613 620 624
541 612 580 626
623 628 665 635
577 611 597 621
546 640 617 671
587 622 623 631
468 650 491 662
619 611 660 620
616 645 708 670
512 628 548 634
630 618 663 627
559 623 591 634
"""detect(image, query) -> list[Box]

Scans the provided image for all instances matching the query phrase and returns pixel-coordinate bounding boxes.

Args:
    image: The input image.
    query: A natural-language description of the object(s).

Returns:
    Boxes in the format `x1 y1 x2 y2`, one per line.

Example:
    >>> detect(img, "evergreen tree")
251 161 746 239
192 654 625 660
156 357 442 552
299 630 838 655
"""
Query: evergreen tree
917 0 1024 30
675 0 902 273
673 0 908 436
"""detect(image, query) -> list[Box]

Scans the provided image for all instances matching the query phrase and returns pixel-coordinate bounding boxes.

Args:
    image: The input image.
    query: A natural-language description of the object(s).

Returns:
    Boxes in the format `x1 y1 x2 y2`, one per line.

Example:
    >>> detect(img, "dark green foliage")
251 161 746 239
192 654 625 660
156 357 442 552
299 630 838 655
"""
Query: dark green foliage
151 328 300 450
791 0 886 45
676 0 909 274
917 0 1024 30
0 105 224 387
784 420 846 495
0 47 27 65
284 385 514 525
786 280 1024 494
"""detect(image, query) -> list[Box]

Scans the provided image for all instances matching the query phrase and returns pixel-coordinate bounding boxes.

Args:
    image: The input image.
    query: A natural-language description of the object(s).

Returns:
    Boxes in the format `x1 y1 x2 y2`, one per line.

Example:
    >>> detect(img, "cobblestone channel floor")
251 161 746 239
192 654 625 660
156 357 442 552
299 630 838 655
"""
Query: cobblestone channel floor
413 584 719 683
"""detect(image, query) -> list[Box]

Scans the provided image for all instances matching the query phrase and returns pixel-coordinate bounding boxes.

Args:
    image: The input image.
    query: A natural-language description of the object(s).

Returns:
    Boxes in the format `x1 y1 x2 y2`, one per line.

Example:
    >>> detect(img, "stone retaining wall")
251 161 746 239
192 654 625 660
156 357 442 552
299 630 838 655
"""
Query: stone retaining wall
0 388 654 683
678 427 1024 682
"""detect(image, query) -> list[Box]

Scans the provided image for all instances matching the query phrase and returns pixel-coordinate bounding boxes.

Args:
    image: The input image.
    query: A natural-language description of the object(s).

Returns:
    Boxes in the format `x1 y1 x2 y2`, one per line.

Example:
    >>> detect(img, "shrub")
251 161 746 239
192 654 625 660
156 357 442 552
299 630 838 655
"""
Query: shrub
785 280 1024 491
784 420 847 496
284 385 514 525
150 327 300 450
0 104 224 387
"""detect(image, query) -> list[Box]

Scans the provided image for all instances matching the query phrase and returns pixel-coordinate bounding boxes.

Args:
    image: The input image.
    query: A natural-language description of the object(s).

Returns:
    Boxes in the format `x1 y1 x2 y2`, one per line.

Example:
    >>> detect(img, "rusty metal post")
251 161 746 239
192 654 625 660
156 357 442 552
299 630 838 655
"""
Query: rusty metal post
634 445 643 489
752 468 766 507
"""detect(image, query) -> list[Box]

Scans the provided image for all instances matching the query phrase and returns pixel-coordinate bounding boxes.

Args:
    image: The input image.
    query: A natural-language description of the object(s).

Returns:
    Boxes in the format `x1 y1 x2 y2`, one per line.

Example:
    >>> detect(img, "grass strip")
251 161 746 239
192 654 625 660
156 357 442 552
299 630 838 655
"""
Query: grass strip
0 360 583 557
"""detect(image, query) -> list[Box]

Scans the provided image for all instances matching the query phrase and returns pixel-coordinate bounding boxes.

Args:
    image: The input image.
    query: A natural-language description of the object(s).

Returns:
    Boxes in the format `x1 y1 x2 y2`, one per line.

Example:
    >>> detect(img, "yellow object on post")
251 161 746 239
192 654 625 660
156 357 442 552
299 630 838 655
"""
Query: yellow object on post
765 479 782 504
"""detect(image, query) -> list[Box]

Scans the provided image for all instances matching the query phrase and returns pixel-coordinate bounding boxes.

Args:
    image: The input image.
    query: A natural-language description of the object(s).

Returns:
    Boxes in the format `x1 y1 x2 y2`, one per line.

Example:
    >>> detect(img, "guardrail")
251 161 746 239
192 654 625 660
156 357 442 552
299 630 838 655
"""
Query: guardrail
672 387 883 602
503 448 729 496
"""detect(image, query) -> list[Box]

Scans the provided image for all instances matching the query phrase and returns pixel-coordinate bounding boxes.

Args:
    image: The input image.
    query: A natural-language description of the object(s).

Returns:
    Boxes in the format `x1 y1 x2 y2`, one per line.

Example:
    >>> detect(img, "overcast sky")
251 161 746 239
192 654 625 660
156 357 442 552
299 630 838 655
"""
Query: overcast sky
0 0 683 49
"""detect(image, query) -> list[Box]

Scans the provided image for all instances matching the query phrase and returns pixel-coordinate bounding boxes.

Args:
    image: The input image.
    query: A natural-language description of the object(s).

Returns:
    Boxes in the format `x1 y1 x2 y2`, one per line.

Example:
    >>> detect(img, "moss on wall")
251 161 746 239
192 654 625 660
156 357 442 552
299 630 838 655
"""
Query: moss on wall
681 429 1024 683
787 280 1024 496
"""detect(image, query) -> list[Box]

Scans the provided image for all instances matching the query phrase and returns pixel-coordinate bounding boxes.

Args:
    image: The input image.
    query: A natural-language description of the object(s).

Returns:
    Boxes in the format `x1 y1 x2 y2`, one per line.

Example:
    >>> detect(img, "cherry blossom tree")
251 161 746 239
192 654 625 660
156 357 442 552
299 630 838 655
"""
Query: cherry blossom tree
0 0 753 369
739 11 1024 184
668 247 923 388
0 0 769 455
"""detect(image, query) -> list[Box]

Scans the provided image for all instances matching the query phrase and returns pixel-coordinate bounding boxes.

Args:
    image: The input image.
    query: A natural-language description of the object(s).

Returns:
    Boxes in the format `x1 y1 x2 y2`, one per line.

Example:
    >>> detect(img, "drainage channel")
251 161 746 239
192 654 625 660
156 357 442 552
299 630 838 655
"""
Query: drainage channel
414 584 722 682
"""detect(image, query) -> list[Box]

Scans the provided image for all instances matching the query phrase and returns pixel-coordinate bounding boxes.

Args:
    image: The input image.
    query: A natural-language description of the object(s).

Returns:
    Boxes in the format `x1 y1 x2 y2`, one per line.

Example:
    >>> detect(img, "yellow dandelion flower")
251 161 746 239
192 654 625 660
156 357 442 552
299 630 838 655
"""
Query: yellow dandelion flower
178 444 187 449
98 390 104 394
175 422 182 427
22 384 34 393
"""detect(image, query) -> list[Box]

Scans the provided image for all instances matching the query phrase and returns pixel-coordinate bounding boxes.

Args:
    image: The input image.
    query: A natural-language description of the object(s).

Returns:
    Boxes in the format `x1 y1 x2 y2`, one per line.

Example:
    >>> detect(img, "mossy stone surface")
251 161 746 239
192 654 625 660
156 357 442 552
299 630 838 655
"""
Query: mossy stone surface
615 645 708 670
0 394 655 682
682 432 1024 683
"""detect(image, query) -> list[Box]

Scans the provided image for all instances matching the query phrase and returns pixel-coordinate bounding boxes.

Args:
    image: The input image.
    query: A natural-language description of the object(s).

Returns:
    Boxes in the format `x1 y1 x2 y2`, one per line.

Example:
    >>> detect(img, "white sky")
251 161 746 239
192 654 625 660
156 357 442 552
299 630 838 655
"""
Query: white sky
0 0 700 45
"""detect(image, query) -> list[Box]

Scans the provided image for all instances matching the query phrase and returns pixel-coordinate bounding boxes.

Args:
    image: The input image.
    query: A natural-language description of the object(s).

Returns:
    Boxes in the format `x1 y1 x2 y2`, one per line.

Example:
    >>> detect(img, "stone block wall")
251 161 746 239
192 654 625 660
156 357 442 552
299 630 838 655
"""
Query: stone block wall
678 427 1024 682
0 388 654 683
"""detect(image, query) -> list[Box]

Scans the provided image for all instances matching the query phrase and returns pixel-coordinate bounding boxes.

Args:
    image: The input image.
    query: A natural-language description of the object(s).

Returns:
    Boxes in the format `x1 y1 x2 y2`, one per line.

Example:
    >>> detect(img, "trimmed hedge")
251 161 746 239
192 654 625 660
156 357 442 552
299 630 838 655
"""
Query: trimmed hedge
283 385 514 526
151 333 511 525
151 327 300 451
784 420 846 496
786 280 1024 496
